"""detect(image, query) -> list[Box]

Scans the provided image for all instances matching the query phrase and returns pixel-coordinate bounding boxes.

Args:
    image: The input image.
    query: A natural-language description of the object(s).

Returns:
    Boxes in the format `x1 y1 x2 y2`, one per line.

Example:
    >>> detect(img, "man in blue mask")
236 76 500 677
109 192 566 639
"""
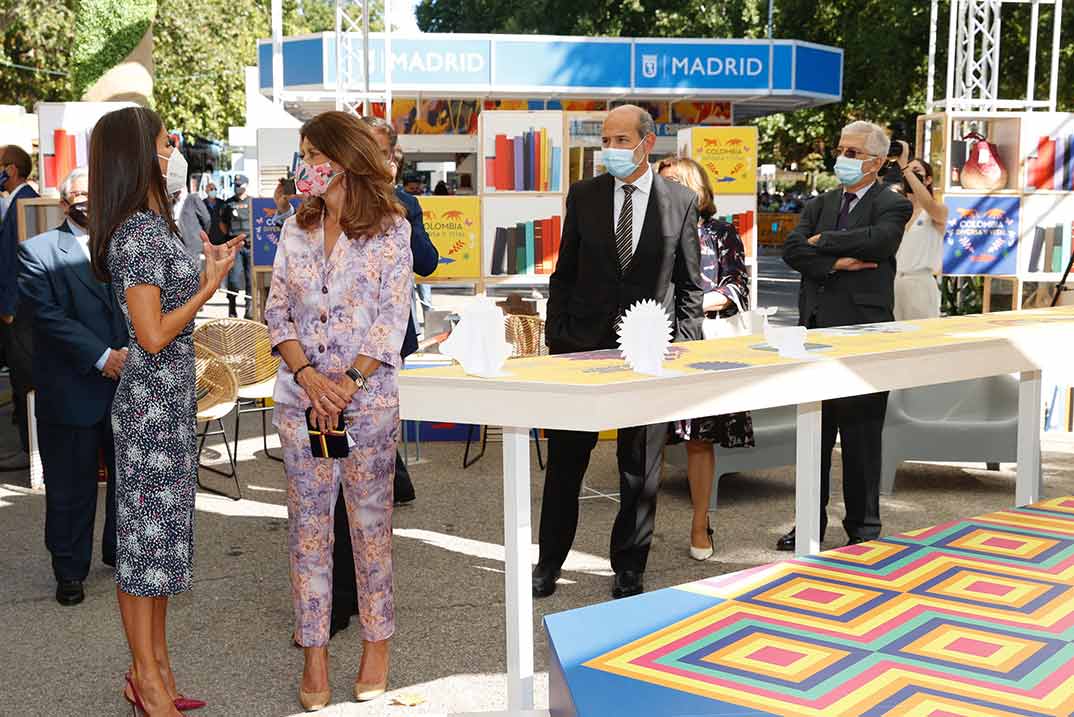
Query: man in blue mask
533 105 703 601
781 121 913 552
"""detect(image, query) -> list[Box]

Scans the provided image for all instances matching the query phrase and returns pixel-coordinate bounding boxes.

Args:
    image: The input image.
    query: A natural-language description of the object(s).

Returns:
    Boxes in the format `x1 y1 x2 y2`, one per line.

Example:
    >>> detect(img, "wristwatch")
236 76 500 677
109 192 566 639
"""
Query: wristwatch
345 367 368 391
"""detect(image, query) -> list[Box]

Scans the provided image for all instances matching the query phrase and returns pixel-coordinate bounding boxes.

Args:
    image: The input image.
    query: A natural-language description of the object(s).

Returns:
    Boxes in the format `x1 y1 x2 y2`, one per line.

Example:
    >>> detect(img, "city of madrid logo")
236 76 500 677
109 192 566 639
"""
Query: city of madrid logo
642 54 658 79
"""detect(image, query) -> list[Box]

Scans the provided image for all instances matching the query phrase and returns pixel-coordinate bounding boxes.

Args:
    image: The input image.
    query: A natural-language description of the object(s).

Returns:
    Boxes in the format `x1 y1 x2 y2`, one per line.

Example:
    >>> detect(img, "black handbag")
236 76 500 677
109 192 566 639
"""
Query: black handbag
305 408 350 459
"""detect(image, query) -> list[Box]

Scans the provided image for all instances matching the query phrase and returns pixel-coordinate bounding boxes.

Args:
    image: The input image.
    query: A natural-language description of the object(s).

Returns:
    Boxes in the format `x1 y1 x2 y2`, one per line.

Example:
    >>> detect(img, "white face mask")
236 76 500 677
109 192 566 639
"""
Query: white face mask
158 147 188 196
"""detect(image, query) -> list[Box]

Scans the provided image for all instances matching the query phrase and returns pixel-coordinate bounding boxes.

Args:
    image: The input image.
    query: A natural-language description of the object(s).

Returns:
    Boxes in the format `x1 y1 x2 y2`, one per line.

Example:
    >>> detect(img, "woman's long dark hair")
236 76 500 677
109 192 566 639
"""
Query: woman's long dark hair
89 107 178 282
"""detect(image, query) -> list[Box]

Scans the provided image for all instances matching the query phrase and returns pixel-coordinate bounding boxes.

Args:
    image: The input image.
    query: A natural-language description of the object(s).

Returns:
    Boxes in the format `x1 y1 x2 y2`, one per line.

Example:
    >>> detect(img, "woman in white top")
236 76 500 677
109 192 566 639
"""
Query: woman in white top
893 141 948 320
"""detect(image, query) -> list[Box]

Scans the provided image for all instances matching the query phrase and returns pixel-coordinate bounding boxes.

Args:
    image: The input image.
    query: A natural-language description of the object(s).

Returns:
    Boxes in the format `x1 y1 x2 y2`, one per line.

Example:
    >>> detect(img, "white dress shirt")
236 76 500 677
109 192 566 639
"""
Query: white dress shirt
2 182 28 222
68 220 114 372
613 166 654 254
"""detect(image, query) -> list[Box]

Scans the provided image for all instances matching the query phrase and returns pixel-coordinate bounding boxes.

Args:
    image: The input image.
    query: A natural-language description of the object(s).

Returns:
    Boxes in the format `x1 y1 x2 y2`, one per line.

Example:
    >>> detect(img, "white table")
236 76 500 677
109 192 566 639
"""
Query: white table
399 307 1074 711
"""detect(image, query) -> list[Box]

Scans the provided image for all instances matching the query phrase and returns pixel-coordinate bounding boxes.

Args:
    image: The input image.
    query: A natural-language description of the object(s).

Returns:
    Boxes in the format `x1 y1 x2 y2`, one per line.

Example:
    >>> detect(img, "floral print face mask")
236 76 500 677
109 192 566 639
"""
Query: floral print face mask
295 159 340 197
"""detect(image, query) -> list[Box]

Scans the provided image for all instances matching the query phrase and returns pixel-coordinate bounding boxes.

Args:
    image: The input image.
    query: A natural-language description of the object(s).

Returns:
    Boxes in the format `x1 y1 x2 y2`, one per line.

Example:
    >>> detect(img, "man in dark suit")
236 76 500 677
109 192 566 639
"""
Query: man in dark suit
17 168 128 605
0 144 40 470
533 105 704 600
781 120 913 551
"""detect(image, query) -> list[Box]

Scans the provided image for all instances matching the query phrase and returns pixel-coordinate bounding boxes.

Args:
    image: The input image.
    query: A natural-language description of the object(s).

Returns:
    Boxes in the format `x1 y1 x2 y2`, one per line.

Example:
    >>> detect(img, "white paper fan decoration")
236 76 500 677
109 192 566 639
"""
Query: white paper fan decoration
617 299 673 376
440 298 513 378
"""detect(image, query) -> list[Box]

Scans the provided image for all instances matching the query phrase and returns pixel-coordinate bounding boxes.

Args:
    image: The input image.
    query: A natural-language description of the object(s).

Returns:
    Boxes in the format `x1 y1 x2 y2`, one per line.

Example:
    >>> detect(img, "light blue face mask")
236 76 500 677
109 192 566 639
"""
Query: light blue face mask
601 140 644 178
834 155 870 186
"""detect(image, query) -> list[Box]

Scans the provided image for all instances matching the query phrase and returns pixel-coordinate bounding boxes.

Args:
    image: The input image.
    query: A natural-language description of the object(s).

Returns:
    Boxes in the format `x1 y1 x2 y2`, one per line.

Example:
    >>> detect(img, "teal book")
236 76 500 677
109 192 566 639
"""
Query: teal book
551 147 562 191
524 221 536 274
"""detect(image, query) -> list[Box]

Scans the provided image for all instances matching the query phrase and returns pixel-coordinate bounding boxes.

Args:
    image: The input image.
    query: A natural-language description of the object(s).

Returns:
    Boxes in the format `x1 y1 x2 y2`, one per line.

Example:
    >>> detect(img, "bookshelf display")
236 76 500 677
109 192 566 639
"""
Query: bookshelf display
482 194 562 282
916 111 1074 312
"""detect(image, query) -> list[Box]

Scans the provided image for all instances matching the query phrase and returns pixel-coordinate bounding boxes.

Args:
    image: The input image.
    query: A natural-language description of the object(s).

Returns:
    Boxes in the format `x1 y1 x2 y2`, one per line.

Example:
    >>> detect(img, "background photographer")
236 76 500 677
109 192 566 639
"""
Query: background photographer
890 140 948 320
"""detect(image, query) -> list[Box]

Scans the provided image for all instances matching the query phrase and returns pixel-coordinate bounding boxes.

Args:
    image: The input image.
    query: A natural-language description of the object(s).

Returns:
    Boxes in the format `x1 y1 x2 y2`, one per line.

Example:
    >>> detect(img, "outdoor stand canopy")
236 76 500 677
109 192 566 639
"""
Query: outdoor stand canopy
256 32 843 121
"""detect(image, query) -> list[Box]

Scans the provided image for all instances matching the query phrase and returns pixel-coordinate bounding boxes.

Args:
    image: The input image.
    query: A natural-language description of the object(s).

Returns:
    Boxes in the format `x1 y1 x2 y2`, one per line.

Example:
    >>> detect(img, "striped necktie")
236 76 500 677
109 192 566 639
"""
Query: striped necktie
616 184 636 272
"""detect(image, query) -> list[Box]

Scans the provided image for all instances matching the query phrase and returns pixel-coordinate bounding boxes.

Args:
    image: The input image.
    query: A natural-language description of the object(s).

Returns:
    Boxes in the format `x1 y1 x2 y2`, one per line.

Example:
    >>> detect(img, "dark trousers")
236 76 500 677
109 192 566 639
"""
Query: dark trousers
331 451 412 621
537 423 668 575
227 245 252 317
40 418 117 582
820 392 887 540
0 310 33 452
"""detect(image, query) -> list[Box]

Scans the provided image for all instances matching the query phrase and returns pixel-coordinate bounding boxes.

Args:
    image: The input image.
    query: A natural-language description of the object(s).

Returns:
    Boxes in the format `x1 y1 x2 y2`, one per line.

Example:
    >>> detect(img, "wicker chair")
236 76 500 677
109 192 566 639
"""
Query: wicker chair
463 314 547 470
193 319 282 466
194 343 241 500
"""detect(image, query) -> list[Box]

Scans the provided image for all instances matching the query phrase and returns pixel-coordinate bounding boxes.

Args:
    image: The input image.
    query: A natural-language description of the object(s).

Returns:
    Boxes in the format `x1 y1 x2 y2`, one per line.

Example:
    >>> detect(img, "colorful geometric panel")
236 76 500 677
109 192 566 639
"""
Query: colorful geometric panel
581 498 1074 716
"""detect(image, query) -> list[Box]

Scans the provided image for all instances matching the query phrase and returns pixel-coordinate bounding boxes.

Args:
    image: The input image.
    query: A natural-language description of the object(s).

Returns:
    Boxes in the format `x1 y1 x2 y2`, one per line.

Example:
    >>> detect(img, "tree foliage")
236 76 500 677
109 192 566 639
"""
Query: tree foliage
0 0 77 109
416 0 1072 164
71 0 156 98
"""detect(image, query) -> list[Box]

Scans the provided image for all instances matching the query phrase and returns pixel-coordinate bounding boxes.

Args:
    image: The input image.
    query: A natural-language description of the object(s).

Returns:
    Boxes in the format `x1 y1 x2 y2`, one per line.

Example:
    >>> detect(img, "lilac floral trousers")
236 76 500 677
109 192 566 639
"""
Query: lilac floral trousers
275 405 397 646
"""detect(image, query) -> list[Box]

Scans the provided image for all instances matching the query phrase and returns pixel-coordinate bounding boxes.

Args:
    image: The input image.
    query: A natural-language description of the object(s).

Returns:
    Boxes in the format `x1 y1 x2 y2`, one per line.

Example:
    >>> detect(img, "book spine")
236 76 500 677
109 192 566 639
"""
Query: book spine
532 129 541 191
484 158 496 191
525 221 535 274
541 218 553 273
1067 136 1074 191
515 224 527 274
1039 138 1056 191
491 227 508 275
1054 137 1067 191
523 133 532 192
1029 226 1045 272
550 215 562 270
534 221 544 275
514 136 524 191
1055 224 1067 273
551 146 561 191
505 138 516 192
494 134 510 191
1043 226 1057 273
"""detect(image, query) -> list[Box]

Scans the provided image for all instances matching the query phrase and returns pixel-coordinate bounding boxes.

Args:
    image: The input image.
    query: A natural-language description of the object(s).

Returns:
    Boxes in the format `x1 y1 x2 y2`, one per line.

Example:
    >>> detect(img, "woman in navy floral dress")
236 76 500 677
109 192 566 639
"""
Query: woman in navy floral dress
658 157 754 561
89 107 240 716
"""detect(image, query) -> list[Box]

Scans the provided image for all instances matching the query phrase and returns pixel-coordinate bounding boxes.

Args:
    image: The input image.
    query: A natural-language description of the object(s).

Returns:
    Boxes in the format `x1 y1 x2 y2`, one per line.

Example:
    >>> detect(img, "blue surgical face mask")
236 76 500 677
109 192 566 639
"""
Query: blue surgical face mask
834 155 868 186
601 140 644 179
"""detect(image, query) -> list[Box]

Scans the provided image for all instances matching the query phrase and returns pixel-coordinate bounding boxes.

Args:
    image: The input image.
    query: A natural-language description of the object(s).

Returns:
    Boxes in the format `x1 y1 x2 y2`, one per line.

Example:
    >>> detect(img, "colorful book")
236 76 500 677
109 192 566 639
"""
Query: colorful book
1066 136 1074 191
1055 138 1067 191
1054 224 1067 272
524 221 536 274
551 147 562 191
514 224 526 274
551 215 562 269
1029 227 1046 272
522 133 532 191
534 222 545 275
513 138 524 191
1030 137 1056 190
532 130 541 191
485 158 496 190
505 138 516 192
494 134 510 191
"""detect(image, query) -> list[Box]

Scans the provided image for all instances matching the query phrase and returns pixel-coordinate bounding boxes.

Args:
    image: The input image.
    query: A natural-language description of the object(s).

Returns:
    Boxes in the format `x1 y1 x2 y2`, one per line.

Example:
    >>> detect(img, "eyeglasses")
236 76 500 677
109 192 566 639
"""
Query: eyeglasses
833 146 878 160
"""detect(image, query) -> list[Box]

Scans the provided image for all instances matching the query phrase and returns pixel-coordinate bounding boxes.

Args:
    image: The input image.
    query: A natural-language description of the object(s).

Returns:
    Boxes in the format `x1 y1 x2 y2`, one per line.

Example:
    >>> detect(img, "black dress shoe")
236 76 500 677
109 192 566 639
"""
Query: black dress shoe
776 526 827 552
394 493 416 506
532 565 560 598
845 536 870 547
56 580 84 606
612 571 643 599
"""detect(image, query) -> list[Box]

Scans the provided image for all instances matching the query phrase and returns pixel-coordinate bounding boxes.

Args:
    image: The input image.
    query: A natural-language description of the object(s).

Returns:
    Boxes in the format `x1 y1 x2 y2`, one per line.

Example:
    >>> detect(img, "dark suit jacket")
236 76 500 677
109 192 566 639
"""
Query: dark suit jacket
783 184 913 328
0 184 40 315
17 221 128 426
546 171 704 354
395 187 439 358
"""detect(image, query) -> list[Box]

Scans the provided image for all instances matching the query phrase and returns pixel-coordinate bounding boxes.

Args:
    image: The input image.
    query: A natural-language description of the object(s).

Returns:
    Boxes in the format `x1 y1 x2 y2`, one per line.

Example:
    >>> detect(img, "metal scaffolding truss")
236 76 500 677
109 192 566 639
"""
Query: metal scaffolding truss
928 0 1063 112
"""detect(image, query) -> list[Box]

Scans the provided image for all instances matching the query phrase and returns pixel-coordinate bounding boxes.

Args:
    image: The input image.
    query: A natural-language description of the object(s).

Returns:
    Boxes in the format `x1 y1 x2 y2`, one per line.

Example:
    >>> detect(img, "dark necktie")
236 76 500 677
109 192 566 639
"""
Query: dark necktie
836 192 856 230
616 184 636 272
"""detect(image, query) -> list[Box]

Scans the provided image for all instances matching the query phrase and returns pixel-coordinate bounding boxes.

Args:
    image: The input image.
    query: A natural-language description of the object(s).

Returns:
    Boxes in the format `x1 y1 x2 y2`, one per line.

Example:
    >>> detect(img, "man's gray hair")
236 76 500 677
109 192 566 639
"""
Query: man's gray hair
59 167 88 203
842 121 889 158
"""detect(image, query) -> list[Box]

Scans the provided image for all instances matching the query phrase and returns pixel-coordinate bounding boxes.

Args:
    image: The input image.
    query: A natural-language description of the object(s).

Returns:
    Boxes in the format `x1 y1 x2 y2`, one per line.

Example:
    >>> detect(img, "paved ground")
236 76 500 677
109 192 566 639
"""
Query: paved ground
5 282 1072 716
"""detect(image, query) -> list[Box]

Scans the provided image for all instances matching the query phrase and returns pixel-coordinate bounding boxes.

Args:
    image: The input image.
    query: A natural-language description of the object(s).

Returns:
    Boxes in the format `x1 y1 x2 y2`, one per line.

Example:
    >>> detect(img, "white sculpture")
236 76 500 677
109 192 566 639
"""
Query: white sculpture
618 299 673 376
439 298 514 378
764 322 811 359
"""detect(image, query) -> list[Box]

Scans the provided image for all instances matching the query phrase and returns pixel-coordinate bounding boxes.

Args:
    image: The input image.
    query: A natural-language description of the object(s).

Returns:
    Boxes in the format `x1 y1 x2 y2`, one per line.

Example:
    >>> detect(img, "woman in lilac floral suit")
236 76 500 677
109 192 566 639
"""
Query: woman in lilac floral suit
658 157 754 562
264 111 412 712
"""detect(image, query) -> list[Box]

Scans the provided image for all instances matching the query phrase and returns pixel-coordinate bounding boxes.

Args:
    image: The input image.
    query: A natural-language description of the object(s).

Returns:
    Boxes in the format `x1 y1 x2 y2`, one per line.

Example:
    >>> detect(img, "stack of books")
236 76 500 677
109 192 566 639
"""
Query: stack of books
1027 136 1074 191
1027 223 1074 273
715 210 755 254
489 216 562 276
485 129 562 192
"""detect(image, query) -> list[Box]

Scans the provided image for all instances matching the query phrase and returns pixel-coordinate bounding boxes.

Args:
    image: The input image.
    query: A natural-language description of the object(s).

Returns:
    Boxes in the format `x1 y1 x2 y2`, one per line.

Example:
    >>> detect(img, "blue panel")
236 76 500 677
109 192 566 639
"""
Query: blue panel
795 45 843 96
634 42 770 91
337 37 491 87
258 38 325 88
493 40 632 89
772 44 793 90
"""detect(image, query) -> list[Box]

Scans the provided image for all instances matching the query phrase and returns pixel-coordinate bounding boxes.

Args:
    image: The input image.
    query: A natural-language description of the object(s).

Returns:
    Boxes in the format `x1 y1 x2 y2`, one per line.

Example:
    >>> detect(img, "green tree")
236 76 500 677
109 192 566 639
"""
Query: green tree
0 0 77 109
71 0 156 98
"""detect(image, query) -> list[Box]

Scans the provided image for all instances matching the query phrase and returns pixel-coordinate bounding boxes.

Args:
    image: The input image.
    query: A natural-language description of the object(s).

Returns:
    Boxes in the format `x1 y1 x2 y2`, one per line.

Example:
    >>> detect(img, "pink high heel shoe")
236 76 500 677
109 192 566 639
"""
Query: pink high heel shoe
125 672 206 712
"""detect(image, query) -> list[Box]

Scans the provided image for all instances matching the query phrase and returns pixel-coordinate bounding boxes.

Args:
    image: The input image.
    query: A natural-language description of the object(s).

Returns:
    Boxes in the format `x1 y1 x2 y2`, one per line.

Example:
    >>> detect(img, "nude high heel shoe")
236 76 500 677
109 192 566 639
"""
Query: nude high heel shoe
298 686 331 712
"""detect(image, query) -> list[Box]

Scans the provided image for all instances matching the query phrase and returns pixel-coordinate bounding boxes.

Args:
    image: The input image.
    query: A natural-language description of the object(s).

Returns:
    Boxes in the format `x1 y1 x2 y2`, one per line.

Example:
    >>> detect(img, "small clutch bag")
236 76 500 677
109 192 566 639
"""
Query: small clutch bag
305 408 350 458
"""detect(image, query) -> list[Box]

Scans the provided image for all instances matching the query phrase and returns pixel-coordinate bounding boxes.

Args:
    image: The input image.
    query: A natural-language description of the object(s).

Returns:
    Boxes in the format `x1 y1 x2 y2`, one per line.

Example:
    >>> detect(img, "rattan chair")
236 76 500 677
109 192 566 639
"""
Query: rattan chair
195 343 241 500
193 319 282 465
463 314 547 470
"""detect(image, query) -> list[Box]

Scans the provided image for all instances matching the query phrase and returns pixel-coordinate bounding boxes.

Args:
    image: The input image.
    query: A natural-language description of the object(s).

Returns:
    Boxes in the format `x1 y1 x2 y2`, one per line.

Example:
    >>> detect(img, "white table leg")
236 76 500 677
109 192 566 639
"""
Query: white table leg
795 401 823 557
502 426 534 711
1016 370 1043 506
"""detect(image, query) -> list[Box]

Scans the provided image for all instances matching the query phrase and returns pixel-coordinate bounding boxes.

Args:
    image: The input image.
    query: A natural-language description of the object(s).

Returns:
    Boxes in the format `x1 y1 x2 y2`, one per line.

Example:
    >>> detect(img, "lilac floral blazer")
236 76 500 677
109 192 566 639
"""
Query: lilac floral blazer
265 214 414 411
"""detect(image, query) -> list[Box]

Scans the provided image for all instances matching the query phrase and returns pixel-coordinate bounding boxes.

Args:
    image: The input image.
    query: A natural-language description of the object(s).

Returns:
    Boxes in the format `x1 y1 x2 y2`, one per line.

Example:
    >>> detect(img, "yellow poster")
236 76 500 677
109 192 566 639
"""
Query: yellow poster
689 127 758 195
419 196 482 280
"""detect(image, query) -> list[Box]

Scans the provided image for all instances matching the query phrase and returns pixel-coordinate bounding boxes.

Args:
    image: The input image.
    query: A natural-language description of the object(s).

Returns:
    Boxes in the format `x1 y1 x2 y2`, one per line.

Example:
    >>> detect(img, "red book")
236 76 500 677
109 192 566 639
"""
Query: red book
549 215 562 271
505 138 516 192
540 218 552 273
43 155 57 188
494 134 510 191
484 158 496 190
54 129 74 189
1031 137 1056 190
